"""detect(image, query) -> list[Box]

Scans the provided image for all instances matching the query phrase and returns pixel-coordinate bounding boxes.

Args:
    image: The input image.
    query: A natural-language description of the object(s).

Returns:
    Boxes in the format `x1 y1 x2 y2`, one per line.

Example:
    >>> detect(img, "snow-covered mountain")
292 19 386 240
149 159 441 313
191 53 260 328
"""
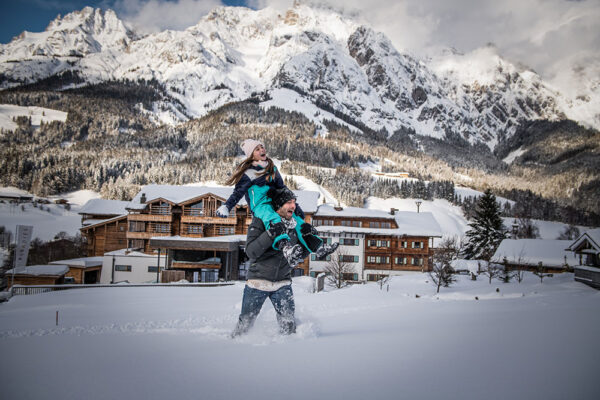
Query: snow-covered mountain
0 4 597 149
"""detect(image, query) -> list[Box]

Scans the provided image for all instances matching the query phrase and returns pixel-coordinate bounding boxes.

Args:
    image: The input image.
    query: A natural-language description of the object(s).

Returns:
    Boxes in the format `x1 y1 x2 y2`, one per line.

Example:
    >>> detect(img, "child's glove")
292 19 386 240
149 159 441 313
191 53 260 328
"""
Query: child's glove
267 222 286 238
300 223 318 236
216 204 229 218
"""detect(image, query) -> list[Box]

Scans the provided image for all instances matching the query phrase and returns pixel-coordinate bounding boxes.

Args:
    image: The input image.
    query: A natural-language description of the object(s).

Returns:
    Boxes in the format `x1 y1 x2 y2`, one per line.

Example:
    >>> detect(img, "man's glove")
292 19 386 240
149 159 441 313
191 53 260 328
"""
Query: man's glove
267 222 286 238
216 204 229 218
300 223 318 236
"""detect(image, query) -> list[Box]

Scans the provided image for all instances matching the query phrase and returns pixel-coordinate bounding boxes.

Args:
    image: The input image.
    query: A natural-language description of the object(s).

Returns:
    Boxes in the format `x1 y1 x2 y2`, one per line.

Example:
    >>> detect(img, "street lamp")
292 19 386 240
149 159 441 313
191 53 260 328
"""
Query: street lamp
415 200 422 213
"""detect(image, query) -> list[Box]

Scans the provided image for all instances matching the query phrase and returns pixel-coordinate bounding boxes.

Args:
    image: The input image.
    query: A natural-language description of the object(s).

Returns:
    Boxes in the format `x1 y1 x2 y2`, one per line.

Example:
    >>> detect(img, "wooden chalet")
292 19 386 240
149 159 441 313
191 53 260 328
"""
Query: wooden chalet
78 198 130 225
80 215 128 257
81 185 320 282
567 229 600 289
6 265 69 289
311 205 442 281
49 257 103 284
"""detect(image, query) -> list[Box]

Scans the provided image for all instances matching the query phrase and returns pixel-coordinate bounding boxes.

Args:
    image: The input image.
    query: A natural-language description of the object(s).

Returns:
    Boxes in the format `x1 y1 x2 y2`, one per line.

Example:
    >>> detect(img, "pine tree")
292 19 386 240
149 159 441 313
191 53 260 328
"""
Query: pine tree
462 189 507 260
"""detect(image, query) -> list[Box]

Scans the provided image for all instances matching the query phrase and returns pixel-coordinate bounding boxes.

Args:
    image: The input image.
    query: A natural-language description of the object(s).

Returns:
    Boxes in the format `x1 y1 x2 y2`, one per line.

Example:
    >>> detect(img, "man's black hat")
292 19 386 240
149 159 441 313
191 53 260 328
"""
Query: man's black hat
268 187 297 211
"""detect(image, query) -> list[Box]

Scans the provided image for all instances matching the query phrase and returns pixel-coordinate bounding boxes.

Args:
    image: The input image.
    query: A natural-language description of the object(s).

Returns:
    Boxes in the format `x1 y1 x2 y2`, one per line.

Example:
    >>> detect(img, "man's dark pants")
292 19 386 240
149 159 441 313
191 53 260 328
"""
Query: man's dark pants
233 284 296 336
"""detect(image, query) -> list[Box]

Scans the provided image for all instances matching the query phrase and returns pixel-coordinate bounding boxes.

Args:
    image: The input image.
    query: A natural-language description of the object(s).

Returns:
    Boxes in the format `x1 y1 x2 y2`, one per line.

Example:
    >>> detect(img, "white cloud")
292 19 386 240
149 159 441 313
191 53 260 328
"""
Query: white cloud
111 0 224 33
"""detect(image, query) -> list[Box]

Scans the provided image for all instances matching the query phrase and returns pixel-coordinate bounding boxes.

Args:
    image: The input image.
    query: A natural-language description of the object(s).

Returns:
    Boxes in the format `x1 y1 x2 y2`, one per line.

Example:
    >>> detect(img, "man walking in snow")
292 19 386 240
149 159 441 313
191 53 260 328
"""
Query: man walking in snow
231 187 310 337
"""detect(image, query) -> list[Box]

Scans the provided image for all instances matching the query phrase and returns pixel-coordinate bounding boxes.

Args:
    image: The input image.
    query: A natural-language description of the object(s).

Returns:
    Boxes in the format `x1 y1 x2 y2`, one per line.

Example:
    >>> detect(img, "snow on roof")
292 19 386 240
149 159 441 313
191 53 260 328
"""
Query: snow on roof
79 198 130 216
0 186 33 198
127 184 320 213
49 257 103 268
82 218 113 226
79 214 127 229
394 212 443 237
492 239 577 267
7 264 69 276
566 228 600 251
150 235 246 243
104 248 158 257
316 211 442 237
315 204 395 219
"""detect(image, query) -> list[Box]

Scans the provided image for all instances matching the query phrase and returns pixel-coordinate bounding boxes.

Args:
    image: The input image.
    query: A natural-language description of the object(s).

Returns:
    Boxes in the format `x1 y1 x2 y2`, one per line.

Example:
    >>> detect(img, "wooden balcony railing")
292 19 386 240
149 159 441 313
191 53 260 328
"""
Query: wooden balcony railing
183 208 235 218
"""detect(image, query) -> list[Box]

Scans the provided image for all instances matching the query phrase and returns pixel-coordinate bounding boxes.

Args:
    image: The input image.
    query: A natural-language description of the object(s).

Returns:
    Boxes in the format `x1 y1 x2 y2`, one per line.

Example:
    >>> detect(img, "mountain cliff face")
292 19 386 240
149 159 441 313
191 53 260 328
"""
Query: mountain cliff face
1 4 595 152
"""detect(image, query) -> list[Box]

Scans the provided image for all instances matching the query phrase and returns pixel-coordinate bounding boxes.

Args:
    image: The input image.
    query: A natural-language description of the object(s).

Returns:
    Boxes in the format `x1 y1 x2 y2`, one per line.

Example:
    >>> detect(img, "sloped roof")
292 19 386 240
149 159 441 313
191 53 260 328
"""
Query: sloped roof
49 257 103 268
79 198 130 216
315 204 395 219
492 239 577 267
7 265 69 276
316 210 442 237
126 184 320 213
567 228 600 252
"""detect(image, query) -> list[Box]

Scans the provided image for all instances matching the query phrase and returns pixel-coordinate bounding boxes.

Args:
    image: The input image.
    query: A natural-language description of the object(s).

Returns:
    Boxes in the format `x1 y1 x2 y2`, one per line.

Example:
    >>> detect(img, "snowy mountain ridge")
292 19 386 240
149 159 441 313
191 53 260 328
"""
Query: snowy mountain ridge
0 4 597 150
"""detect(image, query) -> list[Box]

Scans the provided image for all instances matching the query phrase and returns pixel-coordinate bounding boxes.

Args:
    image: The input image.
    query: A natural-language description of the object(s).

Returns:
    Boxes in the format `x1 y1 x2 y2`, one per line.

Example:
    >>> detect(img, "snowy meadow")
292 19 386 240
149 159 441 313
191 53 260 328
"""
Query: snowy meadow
1 272 598 400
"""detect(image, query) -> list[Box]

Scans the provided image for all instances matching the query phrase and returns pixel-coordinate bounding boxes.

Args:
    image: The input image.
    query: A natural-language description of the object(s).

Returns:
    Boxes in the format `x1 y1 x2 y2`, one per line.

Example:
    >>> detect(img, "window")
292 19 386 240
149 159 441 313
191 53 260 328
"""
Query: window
128 239 144 249
147 266 163 273
399 241 408 248
342 273 359 281
412 241 423 249
217 226 235 235
368 239 390 248
153 223 170 233
311 254 331 262
369 221 391 228
412 257 424 266
313 219 333 226
188 201 204 216
341 220 361 227
187 224 203 234
367 274 388 281
115 265 132 272
321 237 332 245
394 256 408 265
129 221 145 232
340 238 359 246
367 256 390 264
339 255 359 263
151 202 170 215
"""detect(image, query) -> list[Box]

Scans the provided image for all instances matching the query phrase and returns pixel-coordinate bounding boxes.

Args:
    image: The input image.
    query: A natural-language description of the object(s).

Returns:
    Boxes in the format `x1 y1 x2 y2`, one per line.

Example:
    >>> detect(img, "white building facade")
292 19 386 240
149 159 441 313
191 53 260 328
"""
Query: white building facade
100 249 167 284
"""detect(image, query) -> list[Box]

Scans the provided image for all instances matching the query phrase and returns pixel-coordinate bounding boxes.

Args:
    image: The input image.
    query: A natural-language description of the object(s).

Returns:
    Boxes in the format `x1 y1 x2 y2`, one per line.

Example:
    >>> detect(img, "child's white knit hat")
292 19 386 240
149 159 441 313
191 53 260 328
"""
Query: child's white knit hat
241 139 264 158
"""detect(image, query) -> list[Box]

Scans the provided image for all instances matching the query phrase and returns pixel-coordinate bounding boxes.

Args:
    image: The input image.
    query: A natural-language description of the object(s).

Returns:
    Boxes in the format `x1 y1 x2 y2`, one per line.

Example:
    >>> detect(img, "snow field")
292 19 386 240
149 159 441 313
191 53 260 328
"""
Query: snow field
0 104 67 132
0 273 598 400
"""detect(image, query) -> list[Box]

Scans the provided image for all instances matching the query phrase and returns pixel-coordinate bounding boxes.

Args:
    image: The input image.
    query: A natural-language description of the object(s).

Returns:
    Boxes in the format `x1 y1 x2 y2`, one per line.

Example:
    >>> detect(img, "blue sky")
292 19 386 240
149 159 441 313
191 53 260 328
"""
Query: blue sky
0 0 250 44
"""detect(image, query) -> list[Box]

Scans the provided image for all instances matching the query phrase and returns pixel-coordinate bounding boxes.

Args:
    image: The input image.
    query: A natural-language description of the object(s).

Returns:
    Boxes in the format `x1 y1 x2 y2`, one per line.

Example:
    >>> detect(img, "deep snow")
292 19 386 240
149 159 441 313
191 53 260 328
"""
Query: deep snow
0 272 598 400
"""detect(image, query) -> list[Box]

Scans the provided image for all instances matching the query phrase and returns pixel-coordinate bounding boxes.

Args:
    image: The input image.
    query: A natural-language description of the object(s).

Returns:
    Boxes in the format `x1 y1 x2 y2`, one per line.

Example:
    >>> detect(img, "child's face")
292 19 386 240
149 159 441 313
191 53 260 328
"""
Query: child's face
252 144 267 161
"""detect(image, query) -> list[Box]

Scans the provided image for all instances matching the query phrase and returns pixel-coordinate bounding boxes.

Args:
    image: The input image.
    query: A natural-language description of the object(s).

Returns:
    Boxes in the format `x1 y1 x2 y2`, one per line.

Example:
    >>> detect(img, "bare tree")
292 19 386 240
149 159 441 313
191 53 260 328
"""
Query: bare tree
557 225 580 240
533 262 552 283
429 236 461 293
512 250 528 284
480 261 503 284
323 249 354 289
515 217 540 239
429 262 456 293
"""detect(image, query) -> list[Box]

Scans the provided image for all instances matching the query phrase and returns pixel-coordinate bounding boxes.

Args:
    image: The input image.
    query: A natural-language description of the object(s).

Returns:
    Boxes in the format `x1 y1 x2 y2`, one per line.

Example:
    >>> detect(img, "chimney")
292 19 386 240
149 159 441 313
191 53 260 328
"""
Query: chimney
390 208 398 215
140 193 146 204
334 201 343 211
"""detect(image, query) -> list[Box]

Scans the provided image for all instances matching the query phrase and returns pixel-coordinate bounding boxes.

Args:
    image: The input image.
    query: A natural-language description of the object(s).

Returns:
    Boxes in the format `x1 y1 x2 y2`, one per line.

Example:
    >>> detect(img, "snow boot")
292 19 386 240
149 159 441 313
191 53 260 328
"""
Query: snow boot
314 242 339 260
278 239 304 268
